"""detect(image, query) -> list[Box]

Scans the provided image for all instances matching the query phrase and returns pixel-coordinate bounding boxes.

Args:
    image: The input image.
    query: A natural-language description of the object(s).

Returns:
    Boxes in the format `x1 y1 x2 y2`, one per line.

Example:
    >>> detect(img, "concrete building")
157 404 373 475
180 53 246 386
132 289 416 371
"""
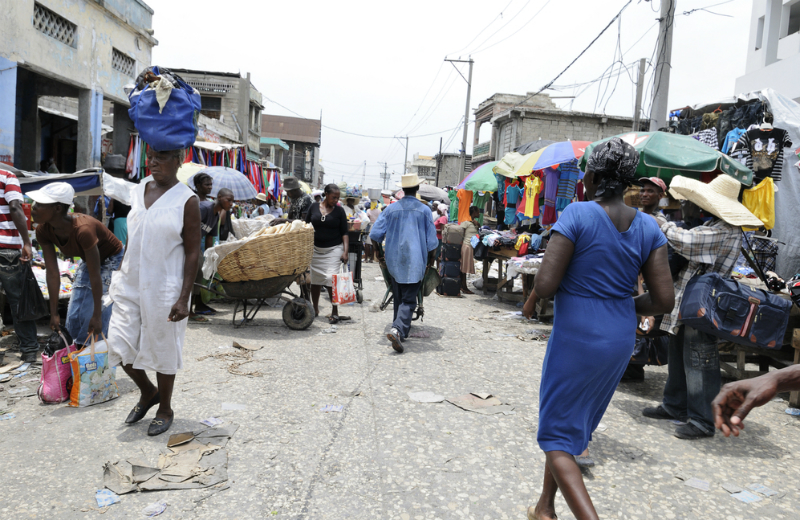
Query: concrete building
0 0 157 171
170 69 264 159
261 114 323 186
407 153 436 182
471 92 641 167
735 0 800 102
434 152 472 188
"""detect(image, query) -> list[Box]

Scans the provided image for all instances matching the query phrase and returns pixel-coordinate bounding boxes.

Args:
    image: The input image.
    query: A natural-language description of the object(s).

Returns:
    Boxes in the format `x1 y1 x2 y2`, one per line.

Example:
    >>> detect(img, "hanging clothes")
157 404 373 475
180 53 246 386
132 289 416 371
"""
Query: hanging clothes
721 128 746 154
472 192 490 226
742 177 775 230
541 167 560 226
519 176 542 218
736 127 793 182
457 189 473 223
448 190 459 221
693 128 719 150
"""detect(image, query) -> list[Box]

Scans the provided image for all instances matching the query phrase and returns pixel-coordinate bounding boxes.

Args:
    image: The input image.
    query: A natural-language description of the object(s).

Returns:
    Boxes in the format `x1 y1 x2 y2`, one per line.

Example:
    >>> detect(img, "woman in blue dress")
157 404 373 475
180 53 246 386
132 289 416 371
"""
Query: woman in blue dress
524 138 674 520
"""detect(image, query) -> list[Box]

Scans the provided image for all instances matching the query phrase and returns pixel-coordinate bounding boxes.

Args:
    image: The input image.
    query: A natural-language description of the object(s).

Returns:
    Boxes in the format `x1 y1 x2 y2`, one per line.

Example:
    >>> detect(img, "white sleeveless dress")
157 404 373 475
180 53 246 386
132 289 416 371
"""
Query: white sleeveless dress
107 178 196 374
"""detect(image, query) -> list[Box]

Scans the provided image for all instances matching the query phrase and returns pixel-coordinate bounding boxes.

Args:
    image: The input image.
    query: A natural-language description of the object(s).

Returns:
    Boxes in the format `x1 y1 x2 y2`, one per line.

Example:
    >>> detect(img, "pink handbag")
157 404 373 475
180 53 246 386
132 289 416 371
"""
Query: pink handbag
38 333 77 404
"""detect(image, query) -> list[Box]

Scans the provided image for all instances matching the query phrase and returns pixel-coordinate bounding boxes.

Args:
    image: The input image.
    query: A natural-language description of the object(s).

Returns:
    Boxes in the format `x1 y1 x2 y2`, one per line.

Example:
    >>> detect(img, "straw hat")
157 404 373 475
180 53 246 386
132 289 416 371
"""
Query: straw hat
396 173 422 188
255 192 267 202
668 175 763 227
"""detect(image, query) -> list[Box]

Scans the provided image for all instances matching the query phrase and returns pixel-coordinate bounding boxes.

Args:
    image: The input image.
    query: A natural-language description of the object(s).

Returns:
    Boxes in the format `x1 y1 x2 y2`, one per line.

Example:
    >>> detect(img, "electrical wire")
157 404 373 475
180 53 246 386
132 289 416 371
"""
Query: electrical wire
464 0 533 55
472 0 554 55
445 0 514 58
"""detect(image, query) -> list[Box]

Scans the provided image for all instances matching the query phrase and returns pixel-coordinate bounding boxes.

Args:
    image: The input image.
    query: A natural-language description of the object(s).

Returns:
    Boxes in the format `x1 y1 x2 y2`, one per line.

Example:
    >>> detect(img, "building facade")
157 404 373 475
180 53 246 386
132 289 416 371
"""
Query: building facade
170 69 263 159
735 0 800 102
261 114 322 186
0 0 157 171
407 153 437 182
434 153 472 188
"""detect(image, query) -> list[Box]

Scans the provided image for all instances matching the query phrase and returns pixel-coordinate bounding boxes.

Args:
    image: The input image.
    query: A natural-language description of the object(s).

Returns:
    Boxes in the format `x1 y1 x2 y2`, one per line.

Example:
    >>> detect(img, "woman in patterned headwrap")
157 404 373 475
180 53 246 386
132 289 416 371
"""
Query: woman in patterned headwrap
524 138 675 520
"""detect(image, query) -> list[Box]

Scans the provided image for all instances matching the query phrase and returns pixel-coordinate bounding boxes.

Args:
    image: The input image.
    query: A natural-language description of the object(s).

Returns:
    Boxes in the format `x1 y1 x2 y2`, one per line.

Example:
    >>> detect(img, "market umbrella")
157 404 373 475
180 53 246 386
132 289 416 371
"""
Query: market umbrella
531 141 592 172
516 140 555 155
394 184 449 203
578 132 754 186
194 166 258 200
298 180 312 194
457 161 500 192
177 162 205 185
493 151 541 178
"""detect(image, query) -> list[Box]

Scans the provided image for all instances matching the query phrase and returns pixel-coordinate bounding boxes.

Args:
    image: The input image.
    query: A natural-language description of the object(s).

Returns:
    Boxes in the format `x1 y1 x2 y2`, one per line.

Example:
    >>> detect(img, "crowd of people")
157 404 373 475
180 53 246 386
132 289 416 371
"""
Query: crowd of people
2 135 800 518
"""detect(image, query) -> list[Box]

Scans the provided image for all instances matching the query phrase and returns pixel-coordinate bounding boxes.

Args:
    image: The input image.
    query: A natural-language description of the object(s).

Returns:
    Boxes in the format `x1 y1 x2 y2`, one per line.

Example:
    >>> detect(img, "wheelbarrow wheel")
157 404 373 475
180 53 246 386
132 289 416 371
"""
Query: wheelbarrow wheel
356 289 363 304
283 298 314 330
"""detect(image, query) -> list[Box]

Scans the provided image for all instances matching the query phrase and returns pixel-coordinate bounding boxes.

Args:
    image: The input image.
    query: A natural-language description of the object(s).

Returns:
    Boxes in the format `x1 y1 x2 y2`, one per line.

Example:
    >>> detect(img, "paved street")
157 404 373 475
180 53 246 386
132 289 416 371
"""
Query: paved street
2 262 800 519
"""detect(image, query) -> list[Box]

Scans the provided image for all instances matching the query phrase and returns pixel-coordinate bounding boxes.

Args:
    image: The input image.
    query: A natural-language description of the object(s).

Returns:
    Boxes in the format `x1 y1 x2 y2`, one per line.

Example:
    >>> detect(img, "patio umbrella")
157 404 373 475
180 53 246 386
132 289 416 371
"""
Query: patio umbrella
194 166 258 200
494 141 592 178
394 184 449 203
578 132 753 186
177 162 206 185
298 180 312 194
516 140 555 155
457 161 500 192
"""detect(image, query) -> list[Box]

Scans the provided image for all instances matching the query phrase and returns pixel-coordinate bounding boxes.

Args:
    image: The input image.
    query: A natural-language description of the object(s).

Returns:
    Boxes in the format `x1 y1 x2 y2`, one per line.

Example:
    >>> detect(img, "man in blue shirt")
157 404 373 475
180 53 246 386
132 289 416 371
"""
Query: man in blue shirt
370 175 438 353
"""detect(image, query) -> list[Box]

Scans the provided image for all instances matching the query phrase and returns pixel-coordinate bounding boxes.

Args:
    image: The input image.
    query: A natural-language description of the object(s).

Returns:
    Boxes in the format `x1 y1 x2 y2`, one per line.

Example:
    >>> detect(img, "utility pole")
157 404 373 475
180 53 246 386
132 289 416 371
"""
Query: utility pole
379 162 390 190
649 0 675 131
362 160 366 187
403 136 409 175
435 136 443 188
632 58 646 131
445 57 474 184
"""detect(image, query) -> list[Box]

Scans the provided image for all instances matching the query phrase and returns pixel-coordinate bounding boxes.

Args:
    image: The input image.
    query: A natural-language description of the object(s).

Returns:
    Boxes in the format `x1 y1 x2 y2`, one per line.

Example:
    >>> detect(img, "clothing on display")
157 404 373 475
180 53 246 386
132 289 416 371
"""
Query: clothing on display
472 192 490 225
741 177 775 230
736 128 793 182
693 129 719 150
456 190 473 223
721 128 746 154
448 190 459 221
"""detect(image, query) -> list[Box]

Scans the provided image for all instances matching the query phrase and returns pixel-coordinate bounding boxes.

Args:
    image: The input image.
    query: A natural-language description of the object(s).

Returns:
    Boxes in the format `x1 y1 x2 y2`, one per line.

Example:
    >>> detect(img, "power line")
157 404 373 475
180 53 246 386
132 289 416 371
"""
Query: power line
445 0 514 57
465 0 533 55
471 0 554 55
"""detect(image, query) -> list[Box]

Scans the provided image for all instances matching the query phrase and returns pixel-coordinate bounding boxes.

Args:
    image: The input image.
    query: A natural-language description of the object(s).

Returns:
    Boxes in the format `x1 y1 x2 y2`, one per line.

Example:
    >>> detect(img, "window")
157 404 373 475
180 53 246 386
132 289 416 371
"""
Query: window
112 48 135 77
200 96 222 120
33 2 77 47
787 1 800 37
756 15 765 50
249 104 260 132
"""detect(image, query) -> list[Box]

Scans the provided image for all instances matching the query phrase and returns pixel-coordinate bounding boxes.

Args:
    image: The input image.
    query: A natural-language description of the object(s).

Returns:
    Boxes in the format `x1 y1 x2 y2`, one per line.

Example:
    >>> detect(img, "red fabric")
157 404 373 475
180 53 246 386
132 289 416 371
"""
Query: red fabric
0 169 24 249
518 242 529 256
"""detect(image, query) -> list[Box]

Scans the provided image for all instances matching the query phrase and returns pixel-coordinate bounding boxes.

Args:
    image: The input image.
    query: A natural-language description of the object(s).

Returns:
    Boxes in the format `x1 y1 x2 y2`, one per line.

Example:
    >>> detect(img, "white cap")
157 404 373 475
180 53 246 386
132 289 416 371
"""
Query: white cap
27 182 75 205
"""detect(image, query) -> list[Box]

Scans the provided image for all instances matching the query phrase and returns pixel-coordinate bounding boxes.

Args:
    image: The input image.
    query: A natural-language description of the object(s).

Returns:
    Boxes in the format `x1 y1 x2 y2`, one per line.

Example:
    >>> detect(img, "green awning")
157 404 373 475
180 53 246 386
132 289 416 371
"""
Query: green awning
260 137 289 151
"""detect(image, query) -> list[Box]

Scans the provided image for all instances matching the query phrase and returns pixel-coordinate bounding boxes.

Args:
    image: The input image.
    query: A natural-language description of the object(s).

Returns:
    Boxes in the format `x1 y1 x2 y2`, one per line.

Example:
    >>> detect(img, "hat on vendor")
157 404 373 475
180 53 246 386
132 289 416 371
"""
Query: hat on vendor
27 182 75 206
255 192 268 202
396 173 422 189
283 177 301 191
668 175 763 227
640 177 667 194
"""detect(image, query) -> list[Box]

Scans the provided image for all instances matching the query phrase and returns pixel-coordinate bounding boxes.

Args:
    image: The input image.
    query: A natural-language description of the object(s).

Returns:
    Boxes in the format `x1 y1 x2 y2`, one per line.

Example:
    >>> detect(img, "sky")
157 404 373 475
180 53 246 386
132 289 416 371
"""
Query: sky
147 0 752 188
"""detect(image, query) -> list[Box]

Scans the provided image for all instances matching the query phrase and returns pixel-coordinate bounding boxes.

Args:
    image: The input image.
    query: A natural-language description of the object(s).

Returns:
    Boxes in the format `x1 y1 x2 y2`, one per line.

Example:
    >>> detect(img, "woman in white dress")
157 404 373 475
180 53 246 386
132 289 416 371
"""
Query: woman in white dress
107 148 201 436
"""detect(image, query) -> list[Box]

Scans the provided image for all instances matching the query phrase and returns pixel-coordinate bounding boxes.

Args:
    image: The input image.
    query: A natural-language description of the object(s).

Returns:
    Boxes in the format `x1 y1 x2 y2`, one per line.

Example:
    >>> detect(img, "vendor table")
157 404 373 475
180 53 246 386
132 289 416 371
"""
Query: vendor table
480 249 553 319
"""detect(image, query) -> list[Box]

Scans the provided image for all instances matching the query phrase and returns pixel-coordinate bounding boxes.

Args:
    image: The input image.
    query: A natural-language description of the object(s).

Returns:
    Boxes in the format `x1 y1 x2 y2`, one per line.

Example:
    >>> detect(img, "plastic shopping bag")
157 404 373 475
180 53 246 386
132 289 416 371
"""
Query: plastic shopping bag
332 265 357 306
69 334 119 407
38 332 78 404
16 263 48 322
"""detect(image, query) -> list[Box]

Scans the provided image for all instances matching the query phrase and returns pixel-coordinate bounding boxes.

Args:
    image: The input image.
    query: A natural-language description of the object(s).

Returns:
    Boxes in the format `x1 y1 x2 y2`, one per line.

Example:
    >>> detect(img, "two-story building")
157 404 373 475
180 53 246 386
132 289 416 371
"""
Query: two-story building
735 0 800 102
261 114 322 186
0 0 157 171
406 153 437 183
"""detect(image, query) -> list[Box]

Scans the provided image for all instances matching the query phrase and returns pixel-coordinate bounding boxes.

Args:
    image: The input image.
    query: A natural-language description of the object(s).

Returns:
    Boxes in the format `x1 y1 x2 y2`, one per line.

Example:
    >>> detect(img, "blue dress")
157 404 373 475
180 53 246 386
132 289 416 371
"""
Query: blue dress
537 202 667 455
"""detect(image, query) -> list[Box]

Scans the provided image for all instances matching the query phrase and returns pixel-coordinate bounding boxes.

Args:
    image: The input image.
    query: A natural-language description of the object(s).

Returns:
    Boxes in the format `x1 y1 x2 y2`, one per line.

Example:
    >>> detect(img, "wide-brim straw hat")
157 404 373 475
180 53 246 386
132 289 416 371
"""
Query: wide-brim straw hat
396 173 422 188
668 174 763 227
255 192 267 202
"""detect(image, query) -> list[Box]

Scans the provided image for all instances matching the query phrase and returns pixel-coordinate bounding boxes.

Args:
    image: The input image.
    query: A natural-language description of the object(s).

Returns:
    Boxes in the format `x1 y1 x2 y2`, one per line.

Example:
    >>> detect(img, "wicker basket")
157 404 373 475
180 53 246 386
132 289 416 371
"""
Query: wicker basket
217 227 314 282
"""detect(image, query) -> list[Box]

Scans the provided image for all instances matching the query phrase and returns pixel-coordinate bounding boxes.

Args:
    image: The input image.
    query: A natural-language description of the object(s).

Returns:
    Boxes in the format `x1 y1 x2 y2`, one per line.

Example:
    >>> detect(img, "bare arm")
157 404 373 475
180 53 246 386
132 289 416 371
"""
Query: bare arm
533 232 574 299
8 200 31 262
634 244 675 316
171 197 201 322
341 234 350 263
40 240 62 331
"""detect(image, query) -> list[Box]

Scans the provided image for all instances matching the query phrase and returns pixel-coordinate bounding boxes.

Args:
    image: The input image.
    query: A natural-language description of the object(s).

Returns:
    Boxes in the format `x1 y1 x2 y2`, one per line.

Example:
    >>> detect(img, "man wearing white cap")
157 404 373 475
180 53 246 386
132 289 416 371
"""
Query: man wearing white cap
643 174 763 440
0 167 35 365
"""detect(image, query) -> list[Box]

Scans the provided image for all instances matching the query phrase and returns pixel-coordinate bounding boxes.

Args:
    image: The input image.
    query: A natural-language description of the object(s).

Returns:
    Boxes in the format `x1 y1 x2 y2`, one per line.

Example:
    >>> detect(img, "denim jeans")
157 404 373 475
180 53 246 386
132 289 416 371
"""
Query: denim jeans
391 279 420 339
0 249 39 355
661 325 721 434
65 249 124 345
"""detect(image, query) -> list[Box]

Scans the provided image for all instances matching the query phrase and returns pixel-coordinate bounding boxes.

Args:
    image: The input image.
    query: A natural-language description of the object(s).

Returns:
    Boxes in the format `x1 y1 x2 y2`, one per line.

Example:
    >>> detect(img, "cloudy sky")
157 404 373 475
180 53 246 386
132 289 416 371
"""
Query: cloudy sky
148 0 751 188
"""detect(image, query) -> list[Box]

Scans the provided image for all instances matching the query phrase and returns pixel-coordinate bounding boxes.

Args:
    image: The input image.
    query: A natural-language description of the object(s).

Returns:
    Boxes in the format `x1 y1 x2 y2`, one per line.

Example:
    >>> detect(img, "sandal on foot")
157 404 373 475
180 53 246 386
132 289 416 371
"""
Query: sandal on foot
575 455 595 468
328 315 340 324
189 315 211 324
147 413 174 436
125 393 160 424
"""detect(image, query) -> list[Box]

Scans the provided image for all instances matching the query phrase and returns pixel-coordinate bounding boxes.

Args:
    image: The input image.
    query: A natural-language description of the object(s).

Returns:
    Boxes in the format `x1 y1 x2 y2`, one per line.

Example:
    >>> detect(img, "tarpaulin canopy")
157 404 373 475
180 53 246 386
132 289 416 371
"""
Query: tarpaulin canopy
18 170 103 196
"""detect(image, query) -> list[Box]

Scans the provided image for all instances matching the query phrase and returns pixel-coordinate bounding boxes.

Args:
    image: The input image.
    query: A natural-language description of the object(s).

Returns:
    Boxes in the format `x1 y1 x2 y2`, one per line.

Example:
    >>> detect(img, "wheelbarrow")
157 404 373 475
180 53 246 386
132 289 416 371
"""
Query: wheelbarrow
378 263 441 321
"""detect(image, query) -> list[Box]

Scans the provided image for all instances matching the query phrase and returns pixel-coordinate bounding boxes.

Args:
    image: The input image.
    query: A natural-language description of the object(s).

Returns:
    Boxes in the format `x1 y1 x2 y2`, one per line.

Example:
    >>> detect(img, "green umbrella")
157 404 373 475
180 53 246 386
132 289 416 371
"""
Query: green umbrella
578 132 753 186
458 161 500 192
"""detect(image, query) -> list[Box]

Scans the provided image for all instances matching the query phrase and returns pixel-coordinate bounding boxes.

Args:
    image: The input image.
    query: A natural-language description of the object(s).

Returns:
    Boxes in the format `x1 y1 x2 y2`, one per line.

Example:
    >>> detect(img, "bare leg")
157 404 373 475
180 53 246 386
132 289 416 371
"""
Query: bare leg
325 286 338 318
154 373 175 420
530 461 559 520
311 284 322 316
122 364 158 406
460 272 473 295
545 451 599 520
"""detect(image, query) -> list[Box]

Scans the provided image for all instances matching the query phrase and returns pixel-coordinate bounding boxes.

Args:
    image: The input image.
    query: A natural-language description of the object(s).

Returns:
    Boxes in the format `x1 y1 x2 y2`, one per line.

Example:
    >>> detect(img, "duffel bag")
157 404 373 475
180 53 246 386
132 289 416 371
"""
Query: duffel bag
442 224 465 245
439 261 461 279
437 277 461 297
679 273 791 349
440 243 461 262
128 66 202 151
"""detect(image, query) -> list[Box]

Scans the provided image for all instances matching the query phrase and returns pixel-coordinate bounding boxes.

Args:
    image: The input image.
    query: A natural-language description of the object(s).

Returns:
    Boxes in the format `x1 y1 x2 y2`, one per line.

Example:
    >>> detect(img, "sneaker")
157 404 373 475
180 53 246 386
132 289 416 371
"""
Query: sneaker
642 405 674 420
387 328 404 353
674 422 713 440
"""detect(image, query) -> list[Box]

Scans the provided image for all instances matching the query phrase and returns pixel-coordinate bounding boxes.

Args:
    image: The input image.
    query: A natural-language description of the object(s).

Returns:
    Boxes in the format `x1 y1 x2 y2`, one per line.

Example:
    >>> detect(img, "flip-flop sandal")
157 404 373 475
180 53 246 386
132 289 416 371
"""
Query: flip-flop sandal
189 315 211 324
337 316 352 321
194 309 216 316
575 455 595 468
328 316 340 324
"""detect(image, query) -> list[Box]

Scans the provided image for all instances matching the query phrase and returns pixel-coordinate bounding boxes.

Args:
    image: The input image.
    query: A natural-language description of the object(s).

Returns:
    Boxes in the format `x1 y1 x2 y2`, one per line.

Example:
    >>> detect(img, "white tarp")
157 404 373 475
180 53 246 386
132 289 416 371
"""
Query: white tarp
102 173 136 206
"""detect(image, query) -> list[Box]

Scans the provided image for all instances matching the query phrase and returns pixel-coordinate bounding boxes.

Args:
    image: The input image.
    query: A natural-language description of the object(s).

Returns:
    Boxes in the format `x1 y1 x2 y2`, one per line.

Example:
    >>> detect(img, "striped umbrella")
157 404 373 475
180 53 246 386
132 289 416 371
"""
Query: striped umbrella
194 166 258 201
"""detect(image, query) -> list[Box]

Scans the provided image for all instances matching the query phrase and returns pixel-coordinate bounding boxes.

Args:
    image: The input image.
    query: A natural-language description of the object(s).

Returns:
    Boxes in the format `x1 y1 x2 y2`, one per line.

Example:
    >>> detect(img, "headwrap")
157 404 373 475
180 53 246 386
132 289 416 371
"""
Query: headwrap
586 137 640 197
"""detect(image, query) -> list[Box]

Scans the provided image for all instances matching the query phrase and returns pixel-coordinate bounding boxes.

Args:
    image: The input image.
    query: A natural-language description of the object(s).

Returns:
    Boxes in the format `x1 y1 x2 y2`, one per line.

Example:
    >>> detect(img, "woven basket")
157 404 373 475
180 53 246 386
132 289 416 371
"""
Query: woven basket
217 227 314 282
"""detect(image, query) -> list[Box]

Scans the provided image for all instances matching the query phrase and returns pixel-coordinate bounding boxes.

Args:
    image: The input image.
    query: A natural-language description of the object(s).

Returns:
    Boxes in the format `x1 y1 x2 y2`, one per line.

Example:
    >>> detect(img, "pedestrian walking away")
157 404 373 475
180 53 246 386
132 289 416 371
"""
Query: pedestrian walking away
642 174 763 440
528 138 674 520
106 148 201 436
369 174 438 354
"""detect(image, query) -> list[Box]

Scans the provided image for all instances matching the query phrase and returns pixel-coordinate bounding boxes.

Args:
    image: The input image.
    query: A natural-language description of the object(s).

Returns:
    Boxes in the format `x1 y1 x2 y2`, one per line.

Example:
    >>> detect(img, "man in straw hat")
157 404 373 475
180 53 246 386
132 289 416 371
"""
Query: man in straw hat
642 174 763 440
285 177 313 221
370 174 438 354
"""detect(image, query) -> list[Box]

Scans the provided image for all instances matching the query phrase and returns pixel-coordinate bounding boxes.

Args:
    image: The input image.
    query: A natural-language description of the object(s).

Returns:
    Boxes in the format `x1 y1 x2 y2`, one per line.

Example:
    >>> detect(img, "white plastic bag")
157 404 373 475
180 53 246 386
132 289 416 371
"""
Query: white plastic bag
332 265 357 305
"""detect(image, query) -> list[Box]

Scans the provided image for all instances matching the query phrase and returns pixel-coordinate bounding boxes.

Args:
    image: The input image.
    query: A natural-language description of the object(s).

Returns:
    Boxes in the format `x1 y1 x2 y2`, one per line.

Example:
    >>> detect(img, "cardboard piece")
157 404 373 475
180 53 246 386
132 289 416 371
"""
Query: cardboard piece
446 393 516 415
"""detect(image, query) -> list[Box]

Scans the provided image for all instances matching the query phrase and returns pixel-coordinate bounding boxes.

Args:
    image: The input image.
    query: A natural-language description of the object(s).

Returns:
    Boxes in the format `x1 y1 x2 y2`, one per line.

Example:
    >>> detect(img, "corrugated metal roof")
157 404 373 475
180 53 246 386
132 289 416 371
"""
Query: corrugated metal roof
261 114 320 145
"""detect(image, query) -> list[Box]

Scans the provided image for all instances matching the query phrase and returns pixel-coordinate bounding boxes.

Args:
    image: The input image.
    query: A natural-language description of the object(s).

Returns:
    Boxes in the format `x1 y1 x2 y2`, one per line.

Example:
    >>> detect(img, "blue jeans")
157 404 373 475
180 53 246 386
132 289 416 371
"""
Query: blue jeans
65 249 124 345
0 249 39 355
661 325 720 434
391 279 421 339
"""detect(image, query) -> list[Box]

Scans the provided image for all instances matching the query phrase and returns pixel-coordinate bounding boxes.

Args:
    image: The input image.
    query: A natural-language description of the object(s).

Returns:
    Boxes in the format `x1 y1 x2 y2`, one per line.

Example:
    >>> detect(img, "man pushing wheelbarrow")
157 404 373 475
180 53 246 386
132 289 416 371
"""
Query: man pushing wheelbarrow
369 174 439 353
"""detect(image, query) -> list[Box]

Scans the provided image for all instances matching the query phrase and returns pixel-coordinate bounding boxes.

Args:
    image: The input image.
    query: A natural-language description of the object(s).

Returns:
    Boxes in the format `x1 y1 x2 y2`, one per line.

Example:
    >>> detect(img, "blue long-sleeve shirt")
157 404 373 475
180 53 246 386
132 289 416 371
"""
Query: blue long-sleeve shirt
369 196 439 284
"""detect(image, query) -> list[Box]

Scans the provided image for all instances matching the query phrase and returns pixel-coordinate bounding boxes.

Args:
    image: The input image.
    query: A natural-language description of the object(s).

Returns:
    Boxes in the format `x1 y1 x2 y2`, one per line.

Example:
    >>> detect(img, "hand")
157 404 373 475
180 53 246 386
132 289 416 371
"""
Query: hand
712 376 778 437
168 299 190 322
522 297 537 319
20 243 32 263
49 314 61 332
86 314 103 336
637 316 655 335
341 252 348 263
